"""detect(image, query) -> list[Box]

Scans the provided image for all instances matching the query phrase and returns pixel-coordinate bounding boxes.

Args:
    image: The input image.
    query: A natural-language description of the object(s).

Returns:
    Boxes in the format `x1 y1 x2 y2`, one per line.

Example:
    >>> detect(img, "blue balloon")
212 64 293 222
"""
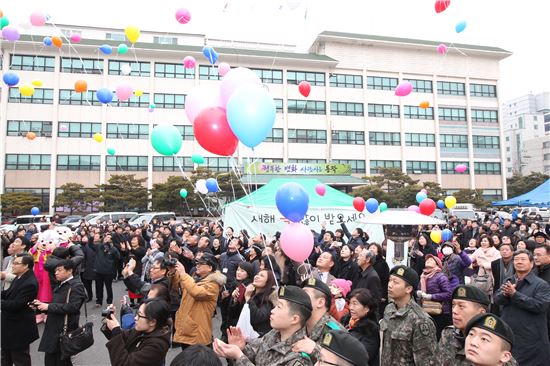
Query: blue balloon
31 207 40 216
206 178 219 193
96 88 113 104
3 71 20 87
455 21 467 33
275 182 309 223
43 36 52 46
366 198 379 214
437 200 445 209
442 229 453 242
226 85 276 148
202 45 218 65
99 44 113 55
416 192 427 204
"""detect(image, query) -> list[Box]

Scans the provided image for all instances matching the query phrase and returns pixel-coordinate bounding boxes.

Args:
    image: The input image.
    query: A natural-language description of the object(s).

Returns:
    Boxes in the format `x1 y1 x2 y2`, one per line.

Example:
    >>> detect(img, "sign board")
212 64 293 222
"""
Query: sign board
245 162 352 175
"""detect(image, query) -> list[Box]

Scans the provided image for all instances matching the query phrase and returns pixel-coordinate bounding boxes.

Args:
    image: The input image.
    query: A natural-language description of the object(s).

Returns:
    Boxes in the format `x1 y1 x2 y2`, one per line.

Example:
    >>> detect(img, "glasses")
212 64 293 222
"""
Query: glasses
136 312 149 320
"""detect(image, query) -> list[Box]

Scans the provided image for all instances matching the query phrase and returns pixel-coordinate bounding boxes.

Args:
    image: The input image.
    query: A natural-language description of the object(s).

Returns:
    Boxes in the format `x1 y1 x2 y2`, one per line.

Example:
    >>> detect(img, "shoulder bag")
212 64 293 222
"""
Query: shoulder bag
59 286 94 360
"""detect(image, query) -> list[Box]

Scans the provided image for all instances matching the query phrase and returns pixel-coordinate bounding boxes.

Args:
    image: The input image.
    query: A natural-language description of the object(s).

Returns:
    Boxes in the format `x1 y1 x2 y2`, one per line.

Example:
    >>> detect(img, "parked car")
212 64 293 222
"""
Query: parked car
81 212 138 226
0 214 53 232
128 212 177 228
518 207 550 221
448 208 477 221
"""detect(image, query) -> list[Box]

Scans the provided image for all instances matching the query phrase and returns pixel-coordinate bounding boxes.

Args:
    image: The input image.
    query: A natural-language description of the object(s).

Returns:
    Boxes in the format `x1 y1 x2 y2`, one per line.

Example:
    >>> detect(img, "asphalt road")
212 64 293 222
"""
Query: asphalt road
30 279 225 365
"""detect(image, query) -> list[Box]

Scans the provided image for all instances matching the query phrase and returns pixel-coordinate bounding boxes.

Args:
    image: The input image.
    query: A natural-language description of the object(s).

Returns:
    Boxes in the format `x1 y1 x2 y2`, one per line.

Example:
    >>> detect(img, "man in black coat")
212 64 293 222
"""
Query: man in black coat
355 249 382 312
33 260 86 366
534 244 550 341
1 253 39 366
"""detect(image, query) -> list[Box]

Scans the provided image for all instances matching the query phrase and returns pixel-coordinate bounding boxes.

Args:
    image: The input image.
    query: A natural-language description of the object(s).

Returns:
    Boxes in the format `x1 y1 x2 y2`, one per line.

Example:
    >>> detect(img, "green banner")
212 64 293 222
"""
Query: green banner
245 162 352 175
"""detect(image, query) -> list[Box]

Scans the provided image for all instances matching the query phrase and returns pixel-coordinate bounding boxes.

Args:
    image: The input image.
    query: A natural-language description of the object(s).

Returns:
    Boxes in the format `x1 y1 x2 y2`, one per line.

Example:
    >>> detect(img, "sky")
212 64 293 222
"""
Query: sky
2 0 549 101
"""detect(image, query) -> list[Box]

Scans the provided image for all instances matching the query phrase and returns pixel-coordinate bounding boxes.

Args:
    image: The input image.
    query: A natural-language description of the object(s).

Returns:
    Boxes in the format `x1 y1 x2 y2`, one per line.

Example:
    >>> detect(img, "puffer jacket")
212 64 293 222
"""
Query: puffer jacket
425 272 452 314
442 251 472 291
106 325 171 366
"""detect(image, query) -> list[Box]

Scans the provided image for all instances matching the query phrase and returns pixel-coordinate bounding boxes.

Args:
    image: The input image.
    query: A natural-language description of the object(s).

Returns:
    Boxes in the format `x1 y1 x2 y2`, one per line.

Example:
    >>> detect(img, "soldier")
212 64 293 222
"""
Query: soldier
316 330 369 366
380 265 437 366
464 314 514 366
213 285 314 366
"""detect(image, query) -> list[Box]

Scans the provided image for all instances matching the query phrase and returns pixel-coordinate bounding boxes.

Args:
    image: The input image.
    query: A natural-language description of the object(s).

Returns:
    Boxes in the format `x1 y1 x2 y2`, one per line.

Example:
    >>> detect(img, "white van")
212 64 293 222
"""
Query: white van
518 207 550 220
128 212 177 228
0 215 53 232
82 212 138 226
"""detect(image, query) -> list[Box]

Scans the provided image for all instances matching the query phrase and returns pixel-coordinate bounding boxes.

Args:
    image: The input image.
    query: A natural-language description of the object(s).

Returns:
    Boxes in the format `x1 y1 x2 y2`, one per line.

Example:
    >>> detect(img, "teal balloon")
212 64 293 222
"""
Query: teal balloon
118 44 129 54
0 17 9 30
150 125 182 156
107 148 115 155
191 154 205 164
179 188 188 198
379 202 388 212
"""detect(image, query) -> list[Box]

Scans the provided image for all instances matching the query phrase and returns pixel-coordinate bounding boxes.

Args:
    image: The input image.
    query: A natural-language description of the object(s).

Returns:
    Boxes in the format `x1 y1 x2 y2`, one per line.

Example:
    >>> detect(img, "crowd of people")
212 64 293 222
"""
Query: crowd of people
1 211 550 366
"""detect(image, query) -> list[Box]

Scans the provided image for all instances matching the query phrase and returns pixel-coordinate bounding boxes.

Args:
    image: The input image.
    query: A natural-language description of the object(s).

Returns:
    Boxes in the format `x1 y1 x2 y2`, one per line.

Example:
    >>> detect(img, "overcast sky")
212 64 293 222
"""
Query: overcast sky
2 0 549 101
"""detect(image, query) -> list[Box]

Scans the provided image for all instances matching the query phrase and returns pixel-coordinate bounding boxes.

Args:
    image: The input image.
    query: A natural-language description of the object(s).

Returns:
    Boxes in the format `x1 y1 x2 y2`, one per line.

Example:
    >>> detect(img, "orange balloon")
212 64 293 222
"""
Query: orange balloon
74 80 87 93
419 101 430 109
26 132 36 140
0 10 3 18
52 36 63 48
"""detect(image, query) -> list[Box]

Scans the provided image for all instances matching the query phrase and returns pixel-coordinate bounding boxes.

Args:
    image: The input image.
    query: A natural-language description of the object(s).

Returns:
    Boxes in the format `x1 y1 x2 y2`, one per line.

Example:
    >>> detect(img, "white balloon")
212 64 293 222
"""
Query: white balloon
121 64 132 75
196 179 208 194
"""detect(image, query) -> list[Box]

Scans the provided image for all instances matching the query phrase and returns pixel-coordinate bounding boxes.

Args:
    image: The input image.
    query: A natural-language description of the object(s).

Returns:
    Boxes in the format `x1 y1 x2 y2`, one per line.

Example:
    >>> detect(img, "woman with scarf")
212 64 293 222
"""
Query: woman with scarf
440 240 472 292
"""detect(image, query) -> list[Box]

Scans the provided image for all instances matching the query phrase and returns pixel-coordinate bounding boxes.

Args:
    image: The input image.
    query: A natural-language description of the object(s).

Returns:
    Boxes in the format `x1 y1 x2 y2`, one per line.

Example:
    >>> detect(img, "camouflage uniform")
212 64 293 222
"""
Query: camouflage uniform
308 313 345 362
236 327 313 366
380 298 437 366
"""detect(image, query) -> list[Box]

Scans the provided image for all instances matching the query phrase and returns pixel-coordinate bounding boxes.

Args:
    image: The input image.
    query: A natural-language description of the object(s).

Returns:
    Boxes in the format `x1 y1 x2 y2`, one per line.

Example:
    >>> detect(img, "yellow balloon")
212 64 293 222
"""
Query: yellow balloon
134 89 143 97
32 80 43 87
430 230 442 244
93 133 104 143
19 84 35 97
124 25 140 44
444 196 457 209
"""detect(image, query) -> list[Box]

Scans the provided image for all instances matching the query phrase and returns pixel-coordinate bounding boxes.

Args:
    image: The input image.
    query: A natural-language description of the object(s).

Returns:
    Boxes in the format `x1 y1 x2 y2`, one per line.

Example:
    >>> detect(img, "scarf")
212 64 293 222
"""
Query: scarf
420 266 441 293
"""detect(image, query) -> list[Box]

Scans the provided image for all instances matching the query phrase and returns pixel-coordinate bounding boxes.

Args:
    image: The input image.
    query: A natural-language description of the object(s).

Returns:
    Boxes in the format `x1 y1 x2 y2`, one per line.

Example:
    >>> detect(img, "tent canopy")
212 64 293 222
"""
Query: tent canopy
492 179 550 207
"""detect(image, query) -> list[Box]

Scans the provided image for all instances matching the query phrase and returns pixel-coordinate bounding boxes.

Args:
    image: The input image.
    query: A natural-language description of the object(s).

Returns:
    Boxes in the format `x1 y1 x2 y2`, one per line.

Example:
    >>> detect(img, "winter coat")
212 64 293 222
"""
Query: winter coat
441 251 472 291
336 258 361 287
471 246 501 279
219 250 244 291
340 223 365 249
410 241 438 275
81 242 97 280
44 244 85 285
342 314 380 366
355 266 382 306
105 325 171 366
424 272 452 314
372 255 390 298
248 289 277 336
227 279 252 328
93 243 121 276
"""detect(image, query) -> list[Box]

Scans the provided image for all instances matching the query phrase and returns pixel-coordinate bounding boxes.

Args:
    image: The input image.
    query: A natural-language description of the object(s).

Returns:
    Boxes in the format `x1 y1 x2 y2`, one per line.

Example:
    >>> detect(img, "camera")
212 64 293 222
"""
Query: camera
101 308 114 318
166 258 178 267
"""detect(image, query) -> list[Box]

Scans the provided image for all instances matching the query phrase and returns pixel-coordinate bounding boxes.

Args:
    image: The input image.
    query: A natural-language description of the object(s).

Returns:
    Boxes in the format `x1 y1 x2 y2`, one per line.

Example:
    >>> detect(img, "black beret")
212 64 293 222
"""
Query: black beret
534 232 548 240
278 285 312 311
390 265 419 289
452 285 490 306
301 277 332 308
321 330 369 366
465 313 514 347
195 252 218 270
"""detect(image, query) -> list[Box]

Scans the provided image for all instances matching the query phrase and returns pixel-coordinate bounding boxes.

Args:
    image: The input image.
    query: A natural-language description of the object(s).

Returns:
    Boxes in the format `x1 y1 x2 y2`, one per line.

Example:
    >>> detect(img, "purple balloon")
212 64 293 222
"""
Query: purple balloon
2 26 20 41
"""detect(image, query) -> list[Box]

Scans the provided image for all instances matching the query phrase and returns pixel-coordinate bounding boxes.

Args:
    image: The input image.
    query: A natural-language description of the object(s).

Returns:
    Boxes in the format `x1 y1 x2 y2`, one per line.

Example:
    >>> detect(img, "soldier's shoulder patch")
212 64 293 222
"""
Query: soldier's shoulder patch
419 322 431 336
292 360 306 366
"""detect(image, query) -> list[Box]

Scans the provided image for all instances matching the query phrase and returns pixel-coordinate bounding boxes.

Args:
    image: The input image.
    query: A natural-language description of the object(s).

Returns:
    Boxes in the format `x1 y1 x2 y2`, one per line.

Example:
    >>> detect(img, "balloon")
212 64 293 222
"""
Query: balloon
421 189 428 194
408 205 420 213
99 44 112 55
96 88 113 104
179 188 188 198
148 104 156 112
74 80 87 93
150 124 183 156
419 198 436 216
455 21 467 33
191 154 205 164
395 81 413 97
218 62 231 77
193 107 238 156
30 11 46 26
353 197 365 212
31 80 43 87
183 55 196 69
315 184 326 196
206 178 219 193
275 182 309 222
196 179 208 195
437 200 445 209
1 26 20 41
184 85 222 123
379 202 388 212
442 229 453 242
19 84 35 97
124 25 140 43
107 148 115 155
52 36 62 48
298 81 311 97
175 8 191 24
3 72 20 87
444 196 457 209
454 164 468 173
43 36 52 46
26 132 36 140
0 16 9 30
121 64 132 75
70 33 81 43
435 0 451 13
437 43 448 55
31 207 40 216
419 101 430 109
430 230 442 243
226 84 276 148
219 67 262 107
416 191 427 204
118 44 129 54
92 133 103 143
116 84 133 101
280 223 314 262
202 45 218 65
366 198 379 214
0 10 3 18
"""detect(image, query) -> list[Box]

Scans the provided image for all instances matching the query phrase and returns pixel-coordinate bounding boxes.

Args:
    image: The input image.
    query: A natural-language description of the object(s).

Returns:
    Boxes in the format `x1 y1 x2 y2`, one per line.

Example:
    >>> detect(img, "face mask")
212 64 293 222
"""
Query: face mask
442 247 453 256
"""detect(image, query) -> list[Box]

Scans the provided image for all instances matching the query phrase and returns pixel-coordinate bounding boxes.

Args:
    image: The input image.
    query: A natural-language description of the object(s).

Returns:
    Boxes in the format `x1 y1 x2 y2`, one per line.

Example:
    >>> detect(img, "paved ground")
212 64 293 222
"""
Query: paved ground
30 279 225 365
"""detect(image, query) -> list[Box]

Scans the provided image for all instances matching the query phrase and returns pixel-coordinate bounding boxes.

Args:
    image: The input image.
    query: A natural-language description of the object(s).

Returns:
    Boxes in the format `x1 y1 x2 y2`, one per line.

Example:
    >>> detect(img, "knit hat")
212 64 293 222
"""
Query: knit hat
425 254 443 269
331 278 353 298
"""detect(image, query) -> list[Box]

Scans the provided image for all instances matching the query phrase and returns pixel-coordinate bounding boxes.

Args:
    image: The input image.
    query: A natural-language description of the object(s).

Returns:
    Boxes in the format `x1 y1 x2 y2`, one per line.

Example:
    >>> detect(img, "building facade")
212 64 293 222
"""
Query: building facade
0 25 511 214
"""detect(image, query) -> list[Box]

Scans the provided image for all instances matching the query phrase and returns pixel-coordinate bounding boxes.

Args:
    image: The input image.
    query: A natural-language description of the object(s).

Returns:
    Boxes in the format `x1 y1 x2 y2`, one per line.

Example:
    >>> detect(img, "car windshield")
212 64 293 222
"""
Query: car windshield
65 217 81 223
130 214 152 224
453 210 476 219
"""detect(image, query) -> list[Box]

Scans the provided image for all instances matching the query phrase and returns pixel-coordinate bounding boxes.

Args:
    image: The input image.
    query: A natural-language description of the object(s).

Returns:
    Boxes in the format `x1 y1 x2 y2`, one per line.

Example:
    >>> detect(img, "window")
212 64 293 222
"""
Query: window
274 99 284 113
481 189 502 201
470 84 497 98
57 155 100 171
205 157 230 172
441 161 469 174
331 130 365 145
370 160 401 174
106 124 149 139
153 156 193 171
287 70 325 86
9 88 54 104
252 68 283 84
440 134 468 148
58 122 101 138
406 133 435 147
5 188 50 212
265 128 284 143
106 156 148 171
106 33 126 41
406 161 436 174
368 104 399 118
288 159 326 164
7 120 52 137
543 141 550 149
199 65 221 80
174 125 194 140
59 89 102 106
5 154 51 170
437 81 465 95
404 106 434 119
471 109 498 123
153 36 178 45
330 102 364 116
544 153 550 161
405 79 433 93
287 100 326 114
153 94 185 109
259 158 284 163
11 54 55 72
369 132 400 146
288 129 327 143
112 93 150 108
155 62 194 79
439 107 467 121
474 162 501 175
329 74 363 88
60 57 103 74
518 117 524 129
473 136 500 149
108 60 150 76
332 159 366 174
367 76 398 90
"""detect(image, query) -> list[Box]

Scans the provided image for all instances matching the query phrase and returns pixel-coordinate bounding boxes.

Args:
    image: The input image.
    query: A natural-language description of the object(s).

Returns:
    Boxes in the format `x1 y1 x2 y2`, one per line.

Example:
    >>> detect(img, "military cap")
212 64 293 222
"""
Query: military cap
452 285 490 306
320 330 369 366
464 313 514 347
195 252 218 270
278 285 312 311
534 232 549 240
389 265 419 289
302 277 332 299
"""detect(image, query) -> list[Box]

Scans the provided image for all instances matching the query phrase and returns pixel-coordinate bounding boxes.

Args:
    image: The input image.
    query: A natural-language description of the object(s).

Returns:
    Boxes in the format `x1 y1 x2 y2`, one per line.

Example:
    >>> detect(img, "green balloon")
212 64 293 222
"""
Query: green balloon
379 202 388 212
151 125 182 156
179 188 188 198
107 147 116 156
191 154 205 165
118 43 129 54
0 17 9 30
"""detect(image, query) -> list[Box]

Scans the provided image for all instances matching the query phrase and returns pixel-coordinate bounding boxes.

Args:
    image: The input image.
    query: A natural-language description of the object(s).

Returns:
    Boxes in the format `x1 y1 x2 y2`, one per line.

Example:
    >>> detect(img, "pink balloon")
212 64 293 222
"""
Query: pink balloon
219 67 262 108
218 62 231 77
437 43 448 55
280 223 314 262
115 84 133 102
395 81 413 97
315 184 326 196
70 34 81 43
185 85 223 123
455 164 468 173
175 8 191 24
30 12 46 27
408 205 420 213
183 56 196 69
421 188 428 194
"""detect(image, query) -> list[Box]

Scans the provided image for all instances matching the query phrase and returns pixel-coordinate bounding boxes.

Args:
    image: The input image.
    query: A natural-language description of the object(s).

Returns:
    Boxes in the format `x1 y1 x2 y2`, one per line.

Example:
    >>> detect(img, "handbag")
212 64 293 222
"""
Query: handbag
59 287 94 360
422 300 443 315
471 267 494 296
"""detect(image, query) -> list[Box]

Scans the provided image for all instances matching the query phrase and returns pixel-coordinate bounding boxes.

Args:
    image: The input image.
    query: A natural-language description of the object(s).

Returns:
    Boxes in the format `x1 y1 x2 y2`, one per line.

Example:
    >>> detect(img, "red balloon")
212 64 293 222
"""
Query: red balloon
419 198 436 216
298 81 311 97
435 0 451 13
193 107 238 156
353 197 365 212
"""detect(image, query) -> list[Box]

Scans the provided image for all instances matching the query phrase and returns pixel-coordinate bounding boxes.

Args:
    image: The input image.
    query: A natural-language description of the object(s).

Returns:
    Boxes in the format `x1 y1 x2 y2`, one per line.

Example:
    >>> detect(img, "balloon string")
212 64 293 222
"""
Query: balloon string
175 157 215 217
265 252 280 289
49 21 95 76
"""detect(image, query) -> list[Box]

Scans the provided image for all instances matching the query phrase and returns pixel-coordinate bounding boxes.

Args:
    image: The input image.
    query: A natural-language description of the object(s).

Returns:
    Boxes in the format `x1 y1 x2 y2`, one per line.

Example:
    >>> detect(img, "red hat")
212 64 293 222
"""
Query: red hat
425 254 442 269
